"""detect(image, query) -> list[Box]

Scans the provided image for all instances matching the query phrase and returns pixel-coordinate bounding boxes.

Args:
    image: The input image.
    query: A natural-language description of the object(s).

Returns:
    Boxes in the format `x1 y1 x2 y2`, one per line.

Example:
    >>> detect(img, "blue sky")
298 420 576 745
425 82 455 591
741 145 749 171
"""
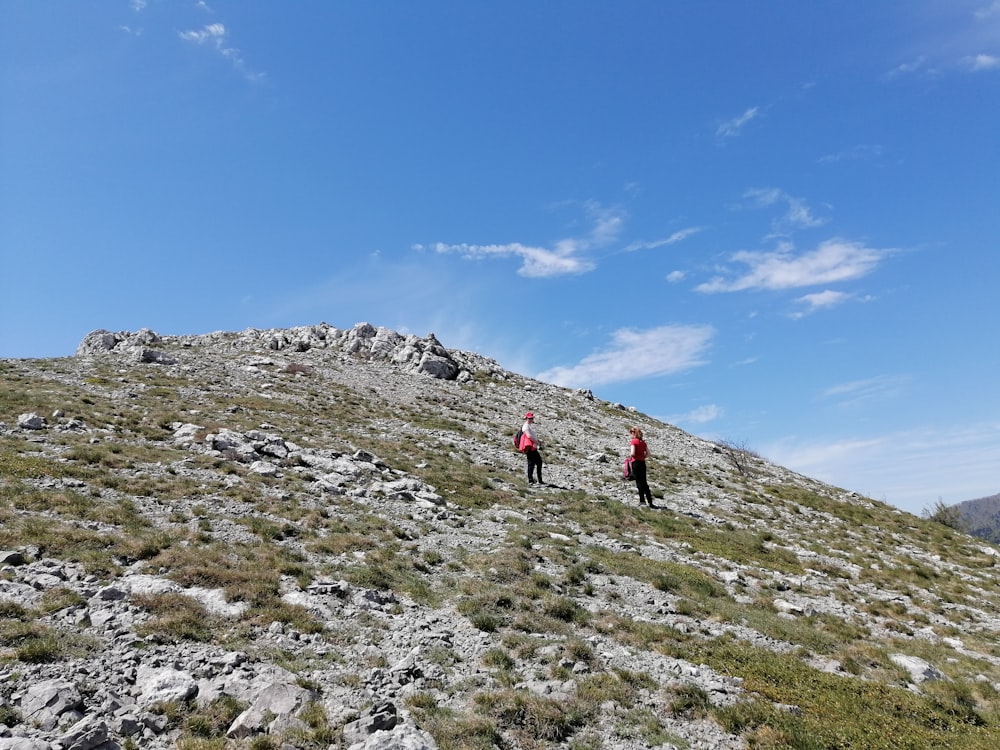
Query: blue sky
2 1 999 515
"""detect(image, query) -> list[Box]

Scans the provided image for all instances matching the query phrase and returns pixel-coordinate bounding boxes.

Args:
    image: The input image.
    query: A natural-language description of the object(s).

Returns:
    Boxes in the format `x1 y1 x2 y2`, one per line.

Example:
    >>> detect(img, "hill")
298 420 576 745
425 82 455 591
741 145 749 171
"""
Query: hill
2 322 1000 750
955 493 1000 544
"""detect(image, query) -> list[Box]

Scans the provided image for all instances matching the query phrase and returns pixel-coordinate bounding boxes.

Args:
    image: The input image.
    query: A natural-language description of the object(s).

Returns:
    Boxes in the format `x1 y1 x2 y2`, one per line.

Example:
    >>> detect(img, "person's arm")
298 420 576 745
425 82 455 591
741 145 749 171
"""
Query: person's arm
524 424 539 448
629 440 637 458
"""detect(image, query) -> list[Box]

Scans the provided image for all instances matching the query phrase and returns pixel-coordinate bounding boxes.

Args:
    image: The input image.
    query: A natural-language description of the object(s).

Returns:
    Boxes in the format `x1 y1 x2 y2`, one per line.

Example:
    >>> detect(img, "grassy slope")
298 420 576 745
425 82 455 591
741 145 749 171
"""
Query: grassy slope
2 342 1000 749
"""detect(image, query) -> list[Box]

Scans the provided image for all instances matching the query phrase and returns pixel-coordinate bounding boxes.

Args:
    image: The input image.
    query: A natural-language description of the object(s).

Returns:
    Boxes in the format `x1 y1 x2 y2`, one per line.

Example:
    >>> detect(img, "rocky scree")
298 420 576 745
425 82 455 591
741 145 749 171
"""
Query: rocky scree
0 322 998 749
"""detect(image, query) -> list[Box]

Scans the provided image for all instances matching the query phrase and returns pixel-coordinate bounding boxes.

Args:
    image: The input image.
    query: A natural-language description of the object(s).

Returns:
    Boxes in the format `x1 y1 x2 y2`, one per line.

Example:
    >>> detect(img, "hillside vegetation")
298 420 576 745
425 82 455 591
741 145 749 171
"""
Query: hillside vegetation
1 323 999 750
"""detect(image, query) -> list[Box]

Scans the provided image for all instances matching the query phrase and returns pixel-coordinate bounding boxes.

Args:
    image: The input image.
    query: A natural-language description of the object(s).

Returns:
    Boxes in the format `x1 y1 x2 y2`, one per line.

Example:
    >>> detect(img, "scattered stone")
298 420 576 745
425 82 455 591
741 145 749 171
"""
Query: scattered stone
890 654 946 685
17 413 46 430
0 322 987 750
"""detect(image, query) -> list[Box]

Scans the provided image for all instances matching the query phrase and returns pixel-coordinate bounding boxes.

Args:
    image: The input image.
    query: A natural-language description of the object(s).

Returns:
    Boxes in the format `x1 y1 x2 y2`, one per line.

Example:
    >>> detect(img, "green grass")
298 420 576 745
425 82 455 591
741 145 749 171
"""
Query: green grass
706 638 998 749
0 607 99 664
4 344 1000 749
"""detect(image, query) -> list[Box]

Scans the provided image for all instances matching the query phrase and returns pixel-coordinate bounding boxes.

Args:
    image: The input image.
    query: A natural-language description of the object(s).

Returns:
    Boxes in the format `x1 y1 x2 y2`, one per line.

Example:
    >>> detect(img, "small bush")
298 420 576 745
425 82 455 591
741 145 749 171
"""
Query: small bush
183 695 247 738
542 595 588 624
476 689 593 743
666 683 711 718
922 499 967 532
133 593 216 643
483 648 516 672
715 439 761 478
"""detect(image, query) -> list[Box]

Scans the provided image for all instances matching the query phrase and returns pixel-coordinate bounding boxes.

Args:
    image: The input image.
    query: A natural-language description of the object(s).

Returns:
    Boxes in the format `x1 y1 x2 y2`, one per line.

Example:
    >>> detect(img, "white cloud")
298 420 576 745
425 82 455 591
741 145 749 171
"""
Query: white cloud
671 404 723 426
716 106 760 138
973 0 1000 21
763 423 1000 515
666 270 686 283
696 238 888 293
817 144 884 164
743 187 827 235
179 23 226 44
178 23 263 81
421 242 595 278
975 1 1000 20
423 202 624 278
791 289 850 317
885 56 927 79
536 324 714 388
964 53 1000 70
584 201 626 246
623 227 703 253
821 375 909 408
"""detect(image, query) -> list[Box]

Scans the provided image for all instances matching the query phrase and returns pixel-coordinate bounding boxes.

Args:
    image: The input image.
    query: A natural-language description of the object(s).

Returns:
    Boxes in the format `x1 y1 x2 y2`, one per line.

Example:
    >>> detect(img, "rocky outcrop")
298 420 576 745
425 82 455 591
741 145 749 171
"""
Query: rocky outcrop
74 322 494 382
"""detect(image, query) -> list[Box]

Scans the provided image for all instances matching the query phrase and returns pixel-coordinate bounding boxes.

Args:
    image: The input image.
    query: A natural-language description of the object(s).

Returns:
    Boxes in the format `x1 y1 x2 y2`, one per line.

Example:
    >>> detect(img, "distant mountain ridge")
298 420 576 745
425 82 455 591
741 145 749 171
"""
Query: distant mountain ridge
955 492 1000 543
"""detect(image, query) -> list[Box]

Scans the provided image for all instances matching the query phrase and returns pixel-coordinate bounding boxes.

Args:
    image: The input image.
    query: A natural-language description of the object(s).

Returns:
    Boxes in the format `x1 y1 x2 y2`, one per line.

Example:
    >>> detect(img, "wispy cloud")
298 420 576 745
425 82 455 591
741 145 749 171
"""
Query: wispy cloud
623 227 703 253
821 375 909 408
422 202 624 278
963 53 1000 70
696 238 888 293
536 324 714 388
743 187 827 235
885 56 928 79
179 23 225 44
763 422 1000 514
975 1 1000 20
420 242 596 278
716 106 760 138
884 3 1000 79
178 23 263 81
671 403 724 426
790 289 850 318
817 144 884 164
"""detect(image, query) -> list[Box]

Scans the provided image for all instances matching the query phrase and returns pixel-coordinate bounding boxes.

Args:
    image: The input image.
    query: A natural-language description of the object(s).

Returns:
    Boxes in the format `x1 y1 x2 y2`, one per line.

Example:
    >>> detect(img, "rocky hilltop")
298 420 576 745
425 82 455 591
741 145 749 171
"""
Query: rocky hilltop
2 322 999 750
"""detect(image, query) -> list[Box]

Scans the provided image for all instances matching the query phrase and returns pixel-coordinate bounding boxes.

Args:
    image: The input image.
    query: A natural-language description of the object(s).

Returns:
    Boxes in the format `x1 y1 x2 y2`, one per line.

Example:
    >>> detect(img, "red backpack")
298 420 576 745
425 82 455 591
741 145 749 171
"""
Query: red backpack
623 457 635 480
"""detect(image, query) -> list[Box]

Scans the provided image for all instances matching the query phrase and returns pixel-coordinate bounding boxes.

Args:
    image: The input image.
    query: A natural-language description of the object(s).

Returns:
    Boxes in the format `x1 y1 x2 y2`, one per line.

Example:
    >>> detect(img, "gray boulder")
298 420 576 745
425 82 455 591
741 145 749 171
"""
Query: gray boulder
226 682 316 739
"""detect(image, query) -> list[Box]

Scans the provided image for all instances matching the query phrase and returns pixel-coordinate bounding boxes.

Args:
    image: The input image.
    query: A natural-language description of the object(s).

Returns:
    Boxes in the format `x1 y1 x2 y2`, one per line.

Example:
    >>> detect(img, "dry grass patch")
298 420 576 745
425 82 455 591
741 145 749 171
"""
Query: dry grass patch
0 513 172 577
0 601 99 664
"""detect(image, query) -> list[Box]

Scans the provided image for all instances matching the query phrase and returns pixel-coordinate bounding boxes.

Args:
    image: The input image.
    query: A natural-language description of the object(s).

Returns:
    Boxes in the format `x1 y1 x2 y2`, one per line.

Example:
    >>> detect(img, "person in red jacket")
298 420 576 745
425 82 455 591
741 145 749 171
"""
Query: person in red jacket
629 426 654 507
519 412 544 484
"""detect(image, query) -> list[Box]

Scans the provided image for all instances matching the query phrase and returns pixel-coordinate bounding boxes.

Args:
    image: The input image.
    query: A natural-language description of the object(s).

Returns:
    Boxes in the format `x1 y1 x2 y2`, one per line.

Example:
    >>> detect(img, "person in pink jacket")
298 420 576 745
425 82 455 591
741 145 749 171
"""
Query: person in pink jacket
629 426 654 507
519 412 544 484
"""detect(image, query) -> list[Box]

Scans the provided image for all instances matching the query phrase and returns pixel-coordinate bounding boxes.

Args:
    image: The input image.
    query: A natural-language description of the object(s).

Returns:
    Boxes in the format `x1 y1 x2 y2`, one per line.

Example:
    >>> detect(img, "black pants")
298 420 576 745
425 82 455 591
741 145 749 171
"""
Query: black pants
525 449 543 483
633 459 652 504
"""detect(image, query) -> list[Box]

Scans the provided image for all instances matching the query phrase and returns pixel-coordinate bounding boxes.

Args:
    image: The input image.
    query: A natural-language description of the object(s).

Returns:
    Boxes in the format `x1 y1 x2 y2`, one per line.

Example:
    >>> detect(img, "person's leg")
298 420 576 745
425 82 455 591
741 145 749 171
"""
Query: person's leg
634 461 651 505
528 450 543 482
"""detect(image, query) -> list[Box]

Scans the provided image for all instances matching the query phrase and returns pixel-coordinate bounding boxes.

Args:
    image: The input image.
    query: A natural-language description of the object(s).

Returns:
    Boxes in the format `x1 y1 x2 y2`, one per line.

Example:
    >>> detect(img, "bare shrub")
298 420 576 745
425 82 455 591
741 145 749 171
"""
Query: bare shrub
715 439 760 478
922 498 967 532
